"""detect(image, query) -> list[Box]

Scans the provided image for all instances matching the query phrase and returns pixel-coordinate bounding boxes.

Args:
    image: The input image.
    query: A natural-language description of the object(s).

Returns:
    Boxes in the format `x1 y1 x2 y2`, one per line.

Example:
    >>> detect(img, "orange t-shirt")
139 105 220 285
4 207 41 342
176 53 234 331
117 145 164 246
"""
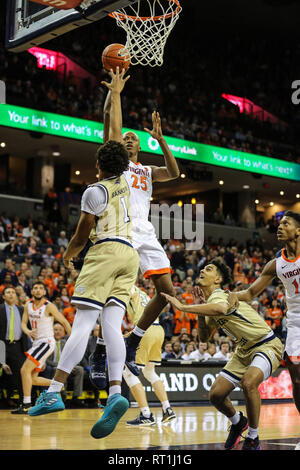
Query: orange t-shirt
44 278 57 298
62 306 76 325
268 307 282 327
173 308 191 335
181 292 198 327
65 283 75 298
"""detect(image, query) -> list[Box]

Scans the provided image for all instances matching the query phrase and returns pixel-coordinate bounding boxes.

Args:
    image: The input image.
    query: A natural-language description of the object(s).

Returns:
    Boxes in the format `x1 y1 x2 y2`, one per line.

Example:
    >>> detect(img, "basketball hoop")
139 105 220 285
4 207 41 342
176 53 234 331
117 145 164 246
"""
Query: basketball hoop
109 0 182 67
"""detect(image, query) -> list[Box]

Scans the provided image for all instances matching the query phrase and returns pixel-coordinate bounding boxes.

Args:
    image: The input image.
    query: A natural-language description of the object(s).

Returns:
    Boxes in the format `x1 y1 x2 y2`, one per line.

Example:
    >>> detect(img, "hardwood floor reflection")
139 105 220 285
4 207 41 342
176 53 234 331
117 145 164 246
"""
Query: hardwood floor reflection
0 403 299 450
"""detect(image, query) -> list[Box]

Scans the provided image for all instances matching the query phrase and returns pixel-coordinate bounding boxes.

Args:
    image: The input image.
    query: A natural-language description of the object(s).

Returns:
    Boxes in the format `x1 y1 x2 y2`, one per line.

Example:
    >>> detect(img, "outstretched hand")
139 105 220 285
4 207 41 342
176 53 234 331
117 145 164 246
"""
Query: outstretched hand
161 292 183 311
101 67 130 94
192 286 206 304
144 111 163 141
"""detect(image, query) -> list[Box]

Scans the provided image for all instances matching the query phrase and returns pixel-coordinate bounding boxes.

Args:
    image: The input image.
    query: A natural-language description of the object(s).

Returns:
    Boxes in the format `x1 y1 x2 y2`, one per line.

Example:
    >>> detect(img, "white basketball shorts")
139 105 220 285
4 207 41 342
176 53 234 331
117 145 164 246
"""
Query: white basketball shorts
132 219 171 279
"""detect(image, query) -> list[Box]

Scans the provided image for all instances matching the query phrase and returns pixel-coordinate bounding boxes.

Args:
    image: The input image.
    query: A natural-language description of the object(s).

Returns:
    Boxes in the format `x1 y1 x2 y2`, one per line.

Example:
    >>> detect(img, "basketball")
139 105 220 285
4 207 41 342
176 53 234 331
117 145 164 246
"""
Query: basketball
101 43 130 72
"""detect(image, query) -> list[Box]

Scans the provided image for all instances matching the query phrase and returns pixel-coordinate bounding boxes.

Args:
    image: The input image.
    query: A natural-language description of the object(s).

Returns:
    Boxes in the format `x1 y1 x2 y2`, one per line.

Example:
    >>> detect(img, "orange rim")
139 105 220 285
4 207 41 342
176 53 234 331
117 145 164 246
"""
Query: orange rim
109 0 181 22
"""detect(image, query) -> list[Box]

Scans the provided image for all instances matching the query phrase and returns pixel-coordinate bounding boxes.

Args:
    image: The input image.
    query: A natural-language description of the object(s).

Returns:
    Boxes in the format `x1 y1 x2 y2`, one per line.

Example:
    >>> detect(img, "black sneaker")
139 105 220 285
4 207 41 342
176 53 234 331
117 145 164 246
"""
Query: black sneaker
224 412 248 449
242 436 261 450
11 404 32 414
125 337 140 376
127 412 155 426
89 352 107 389
162 407 176 423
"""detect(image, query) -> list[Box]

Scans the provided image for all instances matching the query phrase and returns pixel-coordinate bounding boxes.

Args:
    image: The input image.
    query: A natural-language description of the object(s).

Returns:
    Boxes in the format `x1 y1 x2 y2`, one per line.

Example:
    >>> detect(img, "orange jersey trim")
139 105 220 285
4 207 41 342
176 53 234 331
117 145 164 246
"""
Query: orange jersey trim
25 352 40 367
30 298 48 311
281 248 300 263
144 267 172 279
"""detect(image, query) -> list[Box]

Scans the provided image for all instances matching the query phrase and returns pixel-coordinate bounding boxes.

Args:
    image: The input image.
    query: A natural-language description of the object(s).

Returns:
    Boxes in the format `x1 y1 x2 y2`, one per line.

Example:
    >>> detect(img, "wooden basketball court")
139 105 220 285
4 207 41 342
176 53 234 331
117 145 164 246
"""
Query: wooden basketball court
0 402 299 451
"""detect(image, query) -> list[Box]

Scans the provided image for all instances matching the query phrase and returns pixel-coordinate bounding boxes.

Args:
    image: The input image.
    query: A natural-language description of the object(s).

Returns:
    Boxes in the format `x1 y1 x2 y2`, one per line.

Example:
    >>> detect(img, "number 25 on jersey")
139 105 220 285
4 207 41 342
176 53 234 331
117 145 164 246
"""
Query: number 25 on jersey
131 174 148 191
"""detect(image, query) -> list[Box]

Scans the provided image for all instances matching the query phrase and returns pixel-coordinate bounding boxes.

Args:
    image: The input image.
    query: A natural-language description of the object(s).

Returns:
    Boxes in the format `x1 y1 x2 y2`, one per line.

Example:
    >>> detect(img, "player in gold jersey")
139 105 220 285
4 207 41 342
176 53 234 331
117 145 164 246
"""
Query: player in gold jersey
28 140 139 440
123 286 176 426
162 257 283 451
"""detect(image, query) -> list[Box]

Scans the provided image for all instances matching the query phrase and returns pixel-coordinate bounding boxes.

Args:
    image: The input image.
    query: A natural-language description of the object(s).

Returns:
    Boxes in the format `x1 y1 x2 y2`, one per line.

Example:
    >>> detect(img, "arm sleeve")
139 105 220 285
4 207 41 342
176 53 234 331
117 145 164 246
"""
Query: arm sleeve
81 185 108 216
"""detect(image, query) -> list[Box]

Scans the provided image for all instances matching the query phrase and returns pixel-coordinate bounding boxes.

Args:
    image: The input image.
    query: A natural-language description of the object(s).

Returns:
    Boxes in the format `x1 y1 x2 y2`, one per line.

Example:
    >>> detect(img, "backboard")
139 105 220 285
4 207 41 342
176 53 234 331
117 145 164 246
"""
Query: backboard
5 0 136 52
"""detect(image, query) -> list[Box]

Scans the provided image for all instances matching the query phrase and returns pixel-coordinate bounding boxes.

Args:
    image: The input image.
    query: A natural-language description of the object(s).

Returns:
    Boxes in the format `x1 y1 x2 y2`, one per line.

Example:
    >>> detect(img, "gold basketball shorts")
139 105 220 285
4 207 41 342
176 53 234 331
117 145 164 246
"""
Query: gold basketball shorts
220 335 283 386
71 239 139 311
136 323 165 367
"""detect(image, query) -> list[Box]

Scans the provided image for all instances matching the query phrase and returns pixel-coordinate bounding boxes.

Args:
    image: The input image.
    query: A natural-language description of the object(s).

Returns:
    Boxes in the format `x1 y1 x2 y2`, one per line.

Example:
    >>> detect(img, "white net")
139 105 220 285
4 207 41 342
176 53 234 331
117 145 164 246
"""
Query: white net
109 0 182 67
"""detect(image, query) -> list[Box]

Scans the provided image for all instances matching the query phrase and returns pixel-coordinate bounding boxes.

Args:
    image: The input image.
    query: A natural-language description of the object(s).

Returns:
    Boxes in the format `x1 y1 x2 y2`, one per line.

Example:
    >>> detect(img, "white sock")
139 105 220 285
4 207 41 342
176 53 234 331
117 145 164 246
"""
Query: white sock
23 396 31 404
48 379 64 393
141 406 151 418
133 326 146 337
101 303 126 383
247 426 258 439
109 385 121 397
162 400 170 412
229 411 240 425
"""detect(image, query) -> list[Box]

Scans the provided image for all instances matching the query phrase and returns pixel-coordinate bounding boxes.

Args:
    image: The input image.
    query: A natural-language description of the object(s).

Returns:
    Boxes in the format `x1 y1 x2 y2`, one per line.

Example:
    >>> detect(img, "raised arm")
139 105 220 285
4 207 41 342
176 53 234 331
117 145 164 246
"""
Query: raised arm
235 258 276 302
146 111 180 182
101 68 130 143
103 90 111 144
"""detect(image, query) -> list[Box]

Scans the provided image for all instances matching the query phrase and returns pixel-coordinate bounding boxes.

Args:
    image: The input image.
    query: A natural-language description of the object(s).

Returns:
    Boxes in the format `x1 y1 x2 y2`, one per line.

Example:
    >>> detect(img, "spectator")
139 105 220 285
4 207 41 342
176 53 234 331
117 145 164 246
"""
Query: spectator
206 342 217 358
22 222 35 239
170 342 183 359
159 303 174 340
189 342 211 361
0 274 15 295
42 247 55 267
162 341 174 359
0 287 28 408
62 304 76 325
213 341 232 362
57 231 69 248
181 342 196 360
0 259 18 286
173 309 191 335
190 328 199 345
178 332 191 352
53 295 64 313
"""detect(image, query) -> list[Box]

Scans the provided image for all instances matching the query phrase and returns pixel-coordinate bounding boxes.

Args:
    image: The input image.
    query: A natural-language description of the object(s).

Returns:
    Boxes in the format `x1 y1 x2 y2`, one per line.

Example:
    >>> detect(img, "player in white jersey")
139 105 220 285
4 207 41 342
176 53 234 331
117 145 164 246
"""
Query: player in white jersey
100 68 179 374
11 282 71 414
229 211 300 420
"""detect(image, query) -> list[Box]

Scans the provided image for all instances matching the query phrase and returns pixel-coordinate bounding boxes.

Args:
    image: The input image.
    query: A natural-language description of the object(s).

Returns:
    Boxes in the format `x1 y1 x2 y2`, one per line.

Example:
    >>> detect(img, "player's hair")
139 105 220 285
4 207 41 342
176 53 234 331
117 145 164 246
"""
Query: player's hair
210 257 232 287
284 210 300 226
95 140 129 176
32 281 46 289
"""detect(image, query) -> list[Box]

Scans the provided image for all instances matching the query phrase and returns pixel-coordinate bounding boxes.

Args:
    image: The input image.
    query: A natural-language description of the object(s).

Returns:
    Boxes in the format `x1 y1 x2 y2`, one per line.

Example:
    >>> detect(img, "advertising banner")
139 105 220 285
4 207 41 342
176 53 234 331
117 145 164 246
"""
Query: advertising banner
132 364 292 402
1 103 299 181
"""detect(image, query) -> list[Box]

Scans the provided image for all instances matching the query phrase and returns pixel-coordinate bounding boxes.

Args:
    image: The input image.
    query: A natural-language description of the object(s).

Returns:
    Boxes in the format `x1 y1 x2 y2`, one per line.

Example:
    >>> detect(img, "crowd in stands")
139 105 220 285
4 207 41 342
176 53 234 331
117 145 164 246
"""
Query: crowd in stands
1 18 300 163
0 208 286 405
0 210 286 339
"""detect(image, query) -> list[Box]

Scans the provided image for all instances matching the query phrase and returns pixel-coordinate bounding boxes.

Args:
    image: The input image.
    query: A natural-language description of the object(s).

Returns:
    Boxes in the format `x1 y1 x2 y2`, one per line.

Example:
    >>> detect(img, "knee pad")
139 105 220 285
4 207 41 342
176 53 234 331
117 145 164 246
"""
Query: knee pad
142 364 160 385
123 366 140 388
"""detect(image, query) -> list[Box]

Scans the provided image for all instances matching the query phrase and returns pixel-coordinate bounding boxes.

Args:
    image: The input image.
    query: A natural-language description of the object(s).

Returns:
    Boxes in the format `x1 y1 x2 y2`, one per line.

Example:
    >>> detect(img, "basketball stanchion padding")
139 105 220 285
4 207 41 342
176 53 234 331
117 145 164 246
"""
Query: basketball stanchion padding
29 0 83 10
